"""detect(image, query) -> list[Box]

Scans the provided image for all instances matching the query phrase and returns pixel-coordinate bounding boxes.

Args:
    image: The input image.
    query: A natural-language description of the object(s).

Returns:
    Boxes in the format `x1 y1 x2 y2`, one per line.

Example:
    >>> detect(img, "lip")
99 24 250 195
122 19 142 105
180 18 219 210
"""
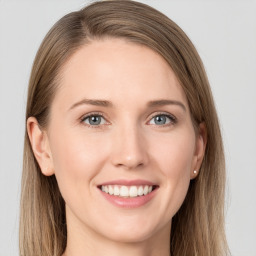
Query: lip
98 179 159 208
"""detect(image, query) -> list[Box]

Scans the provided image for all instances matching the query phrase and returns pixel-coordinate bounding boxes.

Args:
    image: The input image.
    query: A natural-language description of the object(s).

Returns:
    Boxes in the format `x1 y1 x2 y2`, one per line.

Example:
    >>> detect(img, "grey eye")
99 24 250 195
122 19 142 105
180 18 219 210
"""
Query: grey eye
154 115 168 125
83 115 106 126
149 114 174 125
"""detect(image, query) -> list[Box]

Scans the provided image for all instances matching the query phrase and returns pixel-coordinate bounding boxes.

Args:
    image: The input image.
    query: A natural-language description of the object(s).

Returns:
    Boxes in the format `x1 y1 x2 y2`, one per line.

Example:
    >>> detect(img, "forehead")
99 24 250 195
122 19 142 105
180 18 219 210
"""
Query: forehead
55 38 188 109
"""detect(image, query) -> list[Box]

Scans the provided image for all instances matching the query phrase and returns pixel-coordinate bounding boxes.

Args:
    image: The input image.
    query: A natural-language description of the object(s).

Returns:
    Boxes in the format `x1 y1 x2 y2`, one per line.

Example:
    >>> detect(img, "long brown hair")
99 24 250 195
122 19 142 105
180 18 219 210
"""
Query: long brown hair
20 1 230 255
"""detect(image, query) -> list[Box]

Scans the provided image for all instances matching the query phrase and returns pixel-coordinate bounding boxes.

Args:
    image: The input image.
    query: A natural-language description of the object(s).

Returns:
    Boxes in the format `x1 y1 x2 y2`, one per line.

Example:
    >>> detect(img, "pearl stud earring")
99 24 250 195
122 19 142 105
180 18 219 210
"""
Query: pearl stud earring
193 170 197 174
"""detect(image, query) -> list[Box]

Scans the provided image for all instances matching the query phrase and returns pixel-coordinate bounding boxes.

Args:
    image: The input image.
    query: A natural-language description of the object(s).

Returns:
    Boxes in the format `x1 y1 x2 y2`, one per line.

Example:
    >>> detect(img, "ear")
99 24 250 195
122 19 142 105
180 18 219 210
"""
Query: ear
190 122 207 179
27 117 54 176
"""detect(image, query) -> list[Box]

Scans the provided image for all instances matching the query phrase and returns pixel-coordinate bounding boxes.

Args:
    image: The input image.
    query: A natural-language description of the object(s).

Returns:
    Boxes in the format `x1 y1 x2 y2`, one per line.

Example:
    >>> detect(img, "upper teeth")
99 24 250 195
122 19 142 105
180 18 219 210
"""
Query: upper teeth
101 185 153 197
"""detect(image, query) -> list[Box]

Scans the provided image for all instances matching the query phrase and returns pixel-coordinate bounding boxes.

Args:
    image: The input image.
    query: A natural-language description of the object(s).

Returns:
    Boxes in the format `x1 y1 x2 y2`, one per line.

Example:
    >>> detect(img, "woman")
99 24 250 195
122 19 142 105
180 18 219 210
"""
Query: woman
20 1 230 255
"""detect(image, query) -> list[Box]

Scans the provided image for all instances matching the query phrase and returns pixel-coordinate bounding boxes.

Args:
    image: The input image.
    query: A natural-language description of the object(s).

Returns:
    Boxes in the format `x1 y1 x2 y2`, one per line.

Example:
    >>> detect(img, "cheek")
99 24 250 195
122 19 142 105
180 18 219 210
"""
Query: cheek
152 128 195 176
48 128 109 202
150 128 195 212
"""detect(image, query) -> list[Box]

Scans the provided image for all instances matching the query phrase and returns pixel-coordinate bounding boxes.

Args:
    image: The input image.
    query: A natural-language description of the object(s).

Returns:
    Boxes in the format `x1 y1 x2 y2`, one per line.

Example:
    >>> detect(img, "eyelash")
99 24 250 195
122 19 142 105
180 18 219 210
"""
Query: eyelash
80 112 177 128
148 112 177 127
80 112 108 128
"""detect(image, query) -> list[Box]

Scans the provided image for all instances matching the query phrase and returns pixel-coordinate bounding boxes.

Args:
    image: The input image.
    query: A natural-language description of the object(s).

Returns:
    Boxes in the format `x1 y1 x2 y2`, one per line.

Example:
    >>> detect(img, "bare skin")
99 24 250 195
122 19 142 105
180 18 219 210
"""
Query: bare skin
27 38 206 256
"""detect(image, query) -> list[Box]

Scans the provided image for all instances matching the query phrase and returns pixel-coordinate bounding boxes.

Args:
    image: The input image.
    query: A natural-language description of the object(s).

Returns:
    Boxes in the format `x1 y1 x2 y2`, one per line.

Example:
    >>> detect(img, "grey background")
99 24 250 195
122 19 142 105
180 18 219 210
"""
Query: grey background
0 0 256 255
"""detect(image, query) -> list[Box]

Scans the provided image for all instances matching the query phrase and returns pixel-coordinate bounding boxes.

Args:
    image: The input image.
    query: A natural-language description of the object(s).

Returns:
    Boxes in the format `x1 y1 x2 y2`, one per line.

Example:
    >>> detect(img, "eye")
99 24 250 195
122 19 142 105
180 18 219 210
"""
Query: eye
81 114 107 126
148 114 176 126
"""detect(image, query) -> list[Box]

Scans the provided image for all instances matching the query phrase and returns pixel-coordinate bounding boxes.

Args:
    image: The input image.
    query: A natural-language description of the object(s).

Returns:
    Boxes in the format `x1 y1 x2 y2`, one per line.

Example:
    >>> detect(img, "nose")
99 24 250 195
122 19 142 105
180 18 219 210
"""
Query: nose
110 125 149 170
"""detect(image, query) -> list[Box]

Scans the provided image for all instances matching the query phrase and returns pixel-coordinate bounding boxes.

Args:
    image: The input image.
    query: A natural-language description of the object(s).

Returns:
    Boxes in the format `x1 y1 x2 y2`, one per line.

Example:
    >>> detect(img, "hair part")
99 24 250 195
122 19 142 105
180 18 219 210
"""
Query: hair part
20 1 230 255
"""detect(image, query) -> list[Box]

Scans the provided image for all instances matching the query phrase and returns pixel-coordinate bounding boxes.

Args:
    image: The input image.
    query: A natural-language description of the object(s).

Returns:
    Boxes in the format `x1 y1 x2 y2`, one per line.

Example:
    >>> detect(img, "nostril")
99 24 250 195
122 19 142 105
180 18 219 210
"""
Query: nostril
110 136 149 169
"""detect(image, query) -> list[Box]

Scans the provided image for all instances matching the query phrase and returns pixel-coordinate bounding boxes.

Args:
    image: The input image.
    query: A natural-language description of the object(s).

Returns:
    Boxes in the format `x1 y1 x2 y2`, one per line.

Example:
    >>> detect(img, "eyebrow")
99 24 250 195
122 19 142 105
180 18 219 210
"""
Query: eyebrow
69 98 113 110
147 99 186 111
69 98 186 112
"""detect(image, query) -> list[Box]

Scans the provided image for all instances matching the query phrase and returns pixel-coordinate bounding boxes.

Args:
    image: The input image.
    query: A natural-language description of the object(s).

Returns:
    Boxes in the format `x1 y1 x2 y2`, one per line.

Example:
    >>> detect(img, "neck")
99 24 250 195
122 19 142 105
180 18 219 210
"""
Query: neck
64 239 170 256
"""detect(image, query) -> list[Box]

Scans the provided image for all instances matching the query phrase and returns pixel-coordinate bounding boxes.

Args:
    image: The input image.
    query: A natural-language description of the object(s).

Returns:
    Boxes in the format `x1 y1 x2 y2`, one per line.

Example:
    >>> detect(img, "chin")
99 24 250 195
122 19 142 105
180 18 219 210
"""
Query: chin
97 217 167 244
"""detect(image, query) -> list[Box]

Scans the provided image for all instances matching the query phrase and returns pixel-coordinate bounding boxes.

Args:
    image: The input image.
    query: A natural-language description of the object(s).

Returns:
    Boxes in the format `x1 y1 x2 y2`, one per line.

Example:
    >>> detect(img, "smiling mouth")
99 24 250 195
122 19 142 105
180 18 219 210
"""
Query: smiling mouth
98 185 158 198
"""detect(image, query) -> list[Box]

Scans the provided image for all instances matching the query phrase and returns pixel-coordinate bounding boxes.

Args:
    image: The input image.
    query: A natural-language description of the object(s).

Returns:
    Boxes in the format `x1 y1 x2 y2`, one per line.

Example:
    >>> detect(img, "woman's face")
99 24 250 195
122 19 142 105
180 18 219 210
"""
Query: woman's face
31 38 205 243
